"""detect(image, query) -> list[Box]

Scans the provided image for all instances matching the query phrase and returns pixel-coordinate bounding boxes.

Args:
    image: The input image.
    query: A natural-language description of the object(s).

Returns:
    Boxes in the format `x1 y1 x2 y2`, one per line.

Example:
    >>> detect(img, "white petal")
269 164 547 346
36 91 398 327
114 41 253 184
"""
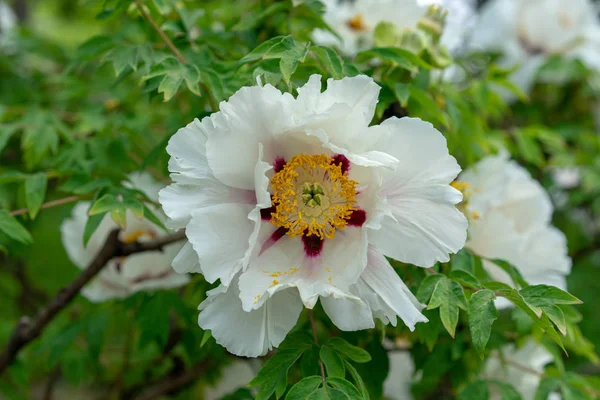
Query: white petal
198 279 303 357
187 203 254 286
321 296 375 331
166 118 212 180
384 351 415 400
172 241 202 274
206 85 295 190
239 227 368 310
360 247 427 330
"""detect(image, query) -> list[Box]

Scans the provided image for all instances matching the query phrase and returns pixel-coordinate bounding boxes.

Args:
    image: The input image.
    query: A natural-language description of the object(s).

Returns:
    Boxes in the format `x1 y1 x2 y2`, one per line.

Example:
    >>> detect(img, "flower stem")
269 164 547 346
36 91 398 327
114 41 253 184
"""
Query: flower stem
10 195 87 216
308 309 326 384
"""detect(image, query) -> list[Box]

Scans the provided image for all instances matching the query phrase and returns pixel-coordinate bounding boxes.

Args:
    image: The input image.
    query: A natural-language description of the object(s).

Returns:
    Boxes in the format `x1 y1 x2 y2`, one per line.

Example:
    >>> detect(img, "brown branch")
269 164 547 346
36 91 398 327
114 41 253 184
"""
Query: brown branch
134 0 188 65
132 361 215 400
10 195 86 216
0 229 186 375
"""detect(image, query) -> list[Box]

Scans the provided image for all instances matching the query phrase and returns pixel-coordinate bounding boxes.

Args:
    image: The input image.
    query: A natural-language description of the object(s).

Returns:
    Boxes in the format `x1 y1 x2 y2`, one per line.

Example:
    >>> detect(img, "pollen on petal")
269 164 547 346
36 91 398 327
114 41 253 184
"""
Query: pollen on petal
302 234 324 258
347 209 367 227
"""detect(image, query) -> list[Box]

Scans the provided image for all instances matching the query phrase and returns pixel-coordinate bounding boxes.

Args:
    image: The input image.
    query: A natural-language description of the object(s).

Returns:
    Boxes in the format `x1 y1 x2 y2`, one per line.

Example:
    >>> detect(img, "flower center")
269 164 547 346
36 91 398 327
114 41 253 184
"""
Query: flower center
451 181 480 221
269 154 358 239
347 13 367 32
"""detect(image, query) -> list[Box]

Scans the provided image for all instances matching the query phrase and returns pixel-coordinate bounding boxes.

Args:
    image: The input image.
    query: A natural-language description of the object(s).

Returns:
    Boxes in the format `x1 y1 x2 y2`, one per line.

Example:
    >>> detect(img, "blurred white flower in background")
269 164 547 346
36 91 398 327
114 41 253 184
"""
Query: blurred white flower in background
61 172 189 302
458 153 572 308
470 0 600 99
551 167 581 189
0 1 16 50
203 361 257 400
383 351 415 400
484 340 558 400
422 0 476 53
160 74 468 357
313 0 429 56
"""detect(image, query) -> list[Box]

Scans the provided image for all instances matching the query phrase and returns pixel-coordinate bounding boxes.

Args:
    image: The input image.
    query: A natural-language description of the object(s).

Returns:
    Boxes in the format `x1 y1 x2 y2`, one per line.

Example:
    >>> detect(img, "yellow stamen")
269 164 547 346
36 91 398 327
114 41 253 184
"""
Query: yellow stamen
269 154 358 239
121 230 156 244
347 13 367 32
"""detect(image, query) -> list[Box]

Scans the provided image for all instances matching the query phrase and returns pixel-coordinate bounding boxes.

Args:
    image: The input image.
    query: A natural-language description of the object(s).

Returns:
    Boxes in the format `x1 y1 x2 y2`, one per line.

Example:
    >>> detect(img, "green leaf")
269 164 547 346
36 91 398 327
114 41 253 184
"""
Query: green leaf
142 58 201 101
84 211 106 246
233 2 289 31
459 380 489 400
103 43 153 75
534 377 562 400
408 86 449 128
514 129 544 166
24 173 47 219
452 249 475 274
449 270 483 289
250 333 313 400
239 36 292 65
468 290 498 358
0 210 33 245
356 47 431 72
301 345 321 377
142 205 168 232
428 276 468 338
491 381 522 400
89 194 121 215
520 285 583 306
343 360 369 400
416 274 443 303
393 83 410 107
200 330 212 347
326 377 363 399
286 376 323 400
312 46 344 79
279 42 310 84
0 123 19 154
489 259 529 288
320 346 346 378
328 338 371 363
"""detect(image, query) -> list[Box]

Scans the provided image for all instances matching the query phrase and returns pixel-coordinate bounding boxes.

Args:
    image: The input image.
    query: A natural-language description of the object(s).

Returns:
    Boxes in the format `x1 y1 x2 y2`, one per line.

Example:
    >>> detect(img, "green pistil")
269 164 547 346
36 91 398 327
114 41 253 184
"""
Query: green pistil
302 182 325 207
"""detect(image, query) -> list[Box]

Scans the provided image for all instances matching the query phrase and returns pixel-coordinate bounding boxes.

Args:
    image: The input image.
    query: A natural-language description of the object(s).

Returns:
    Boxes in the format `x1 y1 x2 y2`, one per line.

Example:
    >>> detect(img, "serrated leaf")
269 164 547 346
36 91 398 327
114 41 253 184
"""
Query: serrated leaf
428 277 467 337
320 346 346 378
89 194 121 215
103 43 154 75
286 376 323 400
279 42 310 83
24 173 47 219
142 59 201 101
312 46 344 79
0 210 33 245
239 36 292 65
416 274 443 303
449 270 483 289
468 290 498 358
328 338 371 363
84 211 106 246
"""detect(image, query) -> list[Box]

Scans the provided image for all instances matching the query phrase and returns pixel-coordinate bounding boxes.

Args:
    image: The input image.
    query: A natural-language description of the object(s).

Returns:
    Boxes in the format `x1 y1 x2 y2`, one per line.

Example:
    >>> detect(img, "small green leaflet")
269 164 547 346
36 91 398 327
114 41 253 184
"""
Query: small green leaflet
320 346 345 378
327 338 371 363
24 173 47 219
427 276 468 338
468 289 498 358
311 46 344 79
0 210 34 245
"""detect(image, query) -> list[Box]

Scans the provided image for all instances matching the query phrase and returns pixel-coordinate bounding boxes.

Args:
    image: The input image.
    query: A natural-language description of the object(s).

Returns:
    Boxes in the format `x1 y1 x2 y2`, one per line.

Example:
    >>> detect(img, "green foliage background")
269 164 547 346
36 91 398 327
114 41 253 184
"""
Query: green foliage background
1 0 600 399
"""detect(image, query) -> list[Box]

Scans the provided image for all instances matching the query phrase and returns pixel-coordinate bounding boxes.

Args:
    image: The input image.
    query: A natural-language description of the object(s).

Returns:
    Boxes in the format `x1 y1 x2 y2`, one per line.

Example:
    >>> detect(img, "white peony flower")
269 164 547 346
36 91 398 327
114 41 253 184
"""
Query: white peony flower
459 153 572 308
484 340 558 400
313 0 429 56
61 172 189 302
469 0 600 98
160 74 468 357
383 351 415 400
203 360 257 400
422 0 477 53
551 167 581 189
0 1 16 50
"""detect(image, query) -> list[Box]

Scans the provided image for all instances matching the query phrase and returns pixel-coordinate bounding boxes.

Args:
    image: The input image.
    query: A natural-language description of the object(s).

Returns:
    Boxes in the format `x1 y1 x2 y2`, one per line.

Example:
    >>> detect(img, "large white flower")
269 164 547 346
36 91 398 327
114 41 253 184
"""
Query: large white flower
469 0 600 98
459 153 572 308
61 172 189 302
160 74 467 357
313 0 429 56
484 340 558 400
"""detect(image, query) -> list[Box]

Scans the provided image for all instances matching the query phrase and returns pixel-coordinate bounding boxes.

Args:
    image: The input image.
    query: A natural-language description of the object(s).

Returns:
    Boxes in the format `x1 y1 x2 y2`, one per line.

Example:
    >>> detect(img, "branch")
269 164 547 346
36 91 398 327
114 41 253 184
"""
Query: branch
0 229 186 375
134 0 188 65
132 361 215 400
10 195 86 216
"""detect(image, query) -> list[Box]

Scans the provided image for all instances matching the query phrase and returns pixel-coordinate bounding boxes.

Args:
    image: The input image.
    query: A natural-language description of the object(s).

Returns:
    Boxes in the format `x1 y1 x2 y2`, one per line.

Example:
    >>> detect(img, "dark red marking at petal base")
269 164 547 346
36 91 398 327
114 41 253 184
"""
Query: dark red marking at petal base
273 157 287 173
331 154 351 175
347 209 367 227
259 227 288 256
260 206 276 221
302 234 324 258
